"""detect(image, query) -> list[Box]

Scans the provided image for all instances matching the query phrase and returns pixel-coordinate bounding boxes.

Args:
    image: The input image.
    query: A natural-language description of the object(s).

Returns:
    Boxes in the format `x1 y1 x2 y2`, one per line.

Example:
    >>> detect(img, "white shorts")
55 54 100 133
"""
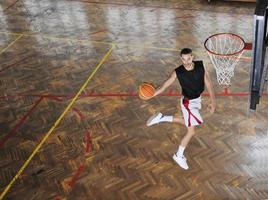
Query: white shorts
181 96 203 127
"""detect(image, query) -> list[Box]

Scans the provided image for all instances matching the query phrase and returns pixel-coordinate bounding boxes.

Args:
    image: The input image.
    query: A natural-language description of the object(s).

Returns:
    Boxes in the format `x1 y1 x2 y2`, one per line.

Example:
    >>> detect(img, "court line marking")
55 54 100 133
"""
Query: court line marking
0 31 113 46
3 0 21 12
1 90 267 100
118 43 179 52
0 55 31 73
0 34 23 55
0 31 180 52
69 0 253 15
0 44 115 200
0 97 44 149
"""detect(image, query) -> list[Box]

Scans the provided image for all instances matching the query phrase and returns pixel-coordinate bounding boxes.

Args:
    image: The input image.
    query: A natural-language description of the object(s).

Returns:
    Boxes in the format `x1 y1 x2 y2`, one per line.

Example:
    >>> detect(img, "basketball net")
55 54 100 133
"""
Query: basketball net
204 33 246 85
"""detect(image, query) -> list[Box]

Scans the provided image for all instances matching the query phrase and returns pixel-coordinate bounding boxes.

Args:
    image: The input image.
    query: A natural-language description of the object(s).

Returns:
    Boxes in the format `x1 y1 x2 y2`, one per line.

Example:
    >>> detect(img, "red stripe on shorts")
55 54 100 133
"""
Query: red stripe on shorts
183 98 202 127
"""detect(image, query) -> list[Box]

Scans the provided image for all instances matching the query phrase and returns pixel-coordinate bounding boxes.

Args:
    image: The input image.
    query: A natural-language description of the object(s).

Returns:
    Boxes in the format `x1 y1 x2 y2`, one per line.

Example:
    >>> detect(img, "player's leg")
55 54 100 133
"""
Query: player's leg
173 97 202 170
180 126 195 147
173 126 195 170
172 116 185 125
146 113 184 126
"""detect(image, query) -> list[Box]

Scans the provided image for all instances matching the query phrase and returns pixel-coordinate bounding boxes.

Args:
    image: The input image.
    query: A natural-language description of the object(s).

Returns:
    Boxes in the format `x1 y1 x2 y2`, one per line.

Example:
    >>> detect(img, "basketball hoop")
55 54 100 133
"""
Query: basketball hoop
204 33 251 85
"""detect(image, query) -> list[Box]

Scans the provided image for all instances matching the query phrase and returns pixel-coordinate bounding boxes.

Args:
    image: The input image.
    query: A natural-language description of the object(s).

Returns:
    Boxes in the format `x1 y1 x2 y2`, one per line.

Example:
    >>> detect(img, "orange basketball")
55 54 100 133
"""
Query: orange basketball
139 82 155 100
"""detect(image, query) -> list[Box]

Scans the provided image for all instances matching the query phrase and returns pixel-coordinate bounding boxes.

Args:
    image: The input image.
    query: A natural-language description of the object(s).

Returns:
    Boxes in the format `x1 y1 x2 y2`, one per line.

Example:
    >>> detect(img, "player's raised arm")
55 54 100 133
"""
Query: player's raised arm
153 71 177 97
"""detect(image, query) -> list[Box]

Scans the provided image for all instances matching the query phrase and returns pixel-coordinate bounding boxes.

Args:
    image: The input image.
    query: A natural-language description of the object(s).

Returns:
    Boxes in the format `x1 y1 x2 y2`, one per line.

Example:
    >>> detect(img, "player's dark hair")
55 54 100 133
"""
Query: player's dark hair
180 48 192 56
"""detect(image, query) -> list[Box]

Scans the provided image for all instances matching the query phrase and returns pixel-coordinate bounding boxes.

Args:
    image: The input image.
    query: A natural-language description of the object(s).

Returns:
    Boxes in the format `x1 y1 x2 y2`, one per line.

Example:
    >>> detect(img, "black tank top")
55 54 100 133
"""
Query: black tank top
175 61 205 99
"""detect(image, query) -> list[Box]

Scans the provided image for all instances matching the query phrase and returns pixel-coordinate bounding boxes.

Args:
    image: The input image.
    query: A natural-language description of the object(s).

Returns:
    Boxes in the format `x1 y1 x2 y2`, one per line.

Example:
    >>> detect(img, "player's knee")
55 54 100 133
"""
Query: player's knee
187 126 195 135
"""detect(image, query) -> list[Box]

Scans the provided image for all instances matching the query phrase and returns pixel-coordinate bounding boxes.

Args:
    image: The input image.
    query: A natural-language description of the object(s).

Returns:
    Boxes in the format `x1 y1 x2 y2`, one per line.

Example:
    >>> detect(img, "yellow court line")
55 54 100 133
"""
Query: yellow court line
0 31 180 52
0 31 114 46
0 31 22 36
24 33 115 46
0 44 115 200
117 44 180 52
0 34 23 55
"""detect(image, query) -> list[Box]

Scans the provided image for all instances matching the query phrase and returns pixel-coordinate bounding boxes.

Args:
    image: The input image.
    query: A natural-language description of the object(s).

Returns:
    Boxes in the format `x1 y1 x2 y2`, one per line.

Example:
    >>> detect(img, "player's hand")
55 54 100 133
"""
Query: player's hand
144 96 153 100
139 93 152 100
207 101 216 114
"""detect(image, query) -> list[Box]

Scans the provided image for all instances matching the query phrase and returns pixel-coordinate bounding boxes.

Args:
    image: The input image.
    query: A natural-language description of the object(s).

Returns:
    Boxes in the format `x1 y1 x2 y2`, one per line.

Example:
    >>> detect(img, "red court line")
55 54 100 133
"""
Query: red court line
89 29 107 36
71 0 201 11
174 15 195 19
0 89 268 100
67 164 86 189
28 92 268 97
54 196 62 200
45 96 63 102
0 56 30 73
0 97 43 149
84 132 92 153
70 0 252 15
72 107 85 119
3 0 21 12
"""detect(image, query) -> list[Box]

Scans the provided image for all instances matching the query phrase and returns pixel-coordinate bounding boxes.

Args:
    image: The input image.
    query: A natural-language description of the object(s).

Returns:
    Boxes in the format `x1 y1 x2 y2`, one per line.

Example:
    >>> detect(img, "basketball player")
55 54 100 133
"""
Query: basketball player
146 48 216 170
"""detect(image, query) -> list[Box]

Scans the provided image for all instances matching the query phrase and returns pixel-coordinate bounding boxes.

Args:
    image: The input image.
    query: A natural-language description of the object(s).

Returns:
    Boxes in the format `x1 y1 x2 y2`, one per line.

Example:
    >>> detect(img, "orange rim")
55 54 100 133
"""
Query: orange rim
204 33 246 57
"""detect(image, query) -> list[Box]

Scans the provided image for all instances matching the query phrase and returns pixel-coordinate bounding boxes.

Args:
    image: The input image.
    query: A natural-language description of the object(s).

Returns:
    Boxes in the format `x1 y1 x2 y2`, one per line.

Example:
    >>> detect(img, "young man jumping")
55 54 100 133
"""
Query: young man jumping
146 48 216 170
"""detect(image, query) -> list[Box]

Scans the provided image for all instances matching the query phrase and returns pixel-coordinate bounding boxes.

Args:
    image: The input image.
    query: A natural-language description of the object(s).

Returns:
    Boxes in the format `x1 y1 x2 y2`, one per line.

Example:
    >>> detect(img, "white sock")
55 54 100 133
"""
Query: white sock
159 115 173 122
176 145 185 157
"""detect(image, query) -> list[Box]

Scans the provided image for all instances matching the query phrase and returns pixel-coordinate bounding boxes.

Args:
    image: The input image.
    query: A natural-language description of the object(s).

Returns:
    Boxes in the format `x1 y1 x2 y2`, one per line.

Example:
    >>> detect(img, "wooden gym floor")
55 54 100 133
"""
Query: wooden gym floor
1 0 268 199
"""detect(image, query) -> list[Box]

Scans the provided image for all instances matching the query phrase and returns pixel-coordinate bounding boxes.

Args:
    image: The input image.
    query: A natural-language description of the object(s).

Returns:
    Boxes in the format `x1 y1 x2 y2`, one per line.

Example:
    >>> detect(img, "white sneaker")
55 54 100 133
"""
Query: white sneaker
173 153 189 170
146 112 163 126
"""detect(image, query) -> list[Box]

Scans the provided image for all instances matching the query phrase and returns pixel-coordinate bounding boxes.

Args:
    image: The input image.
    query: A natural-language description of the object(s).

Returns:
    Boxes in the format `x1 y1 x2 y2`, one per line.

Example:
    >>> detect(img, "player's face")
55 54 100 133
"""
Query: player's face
180 54 193 67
